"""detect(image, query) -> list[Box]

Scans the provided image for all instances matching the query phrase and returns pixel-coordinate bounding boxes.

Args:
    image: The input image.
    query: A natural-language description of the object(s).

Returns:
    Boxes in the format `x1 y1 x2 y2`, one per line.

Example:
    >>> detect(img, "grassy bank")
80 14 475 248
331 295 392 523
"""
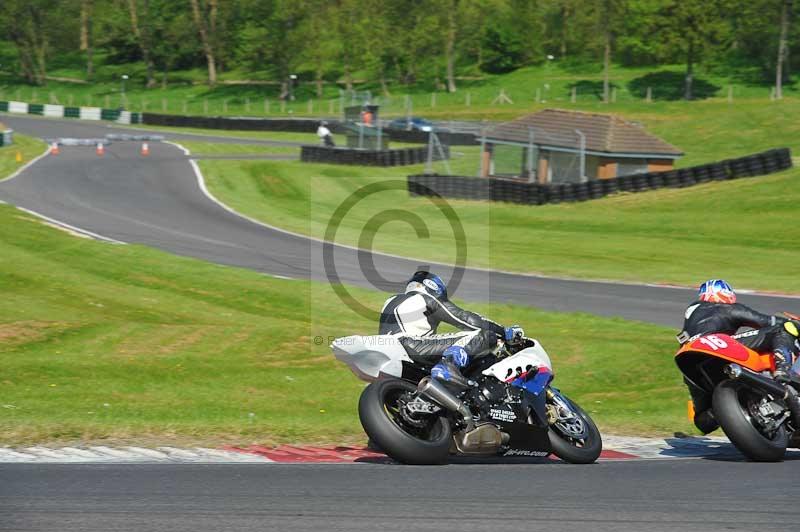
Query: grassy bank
0 199 691 446
200 157 800 294
0 134 47 180
178 141 300 157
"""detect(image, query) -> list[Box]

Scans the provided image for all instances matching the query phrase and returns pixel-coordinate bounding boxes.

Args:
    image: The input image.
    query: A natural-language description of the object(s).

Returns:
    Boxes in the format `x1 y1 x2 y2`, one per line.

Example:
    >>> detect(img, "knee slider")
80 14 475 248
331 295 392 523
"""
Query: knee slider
785 321 799 337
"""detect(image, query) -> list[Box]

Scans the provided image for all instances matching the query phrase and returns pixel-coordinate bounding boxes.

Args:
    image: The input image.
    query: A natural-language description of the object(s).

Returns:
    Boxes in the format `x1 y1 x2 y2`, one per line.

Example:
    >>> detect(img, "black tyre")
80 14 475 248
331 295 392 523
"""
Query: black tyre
713 380 788 462
547 392 603 464
358 378 452 465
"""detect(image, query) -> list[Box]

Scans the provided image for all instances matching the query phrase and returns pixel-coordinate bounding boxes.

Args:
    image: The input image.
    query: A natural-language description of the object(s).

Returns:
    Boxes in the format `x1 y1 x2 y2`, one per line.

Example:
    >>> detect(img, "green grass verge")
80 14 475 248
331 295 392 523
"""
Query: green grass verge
0 199 692 446
178 141 300 156
200 159 800 294
0 134 47 180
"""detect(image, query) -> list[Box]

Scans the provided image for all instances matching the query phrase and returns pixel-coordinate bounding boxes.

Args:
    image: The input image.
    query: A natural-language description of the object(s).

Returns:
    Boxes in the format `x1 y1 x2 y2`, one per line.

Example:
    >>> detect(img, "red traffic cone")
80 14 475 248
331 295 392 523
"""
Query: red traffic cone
96 143 105 156
141 142 150 156
50 142 60 155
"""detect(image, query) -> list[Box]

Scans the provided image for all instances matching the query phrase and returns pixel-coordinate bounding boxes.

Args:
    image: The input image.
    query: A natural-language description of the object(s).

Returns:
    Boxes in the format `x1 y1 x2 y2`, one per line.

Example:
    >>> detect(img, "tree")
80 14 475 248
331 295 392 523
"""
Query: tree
656 0 731 100
0 0 62 85
598 0 626 103
126 0 157 88
80 0 94 80
776 0 793 99
189 0 219 86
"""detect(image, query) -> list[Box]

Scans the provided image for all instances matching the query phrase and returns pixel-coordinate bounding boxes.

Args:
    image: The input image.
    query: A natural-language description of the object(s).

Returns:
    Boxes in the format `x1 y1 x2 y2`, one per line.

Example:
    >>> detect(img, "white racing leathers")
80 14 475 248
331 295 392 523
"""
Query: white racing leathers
378 290 505 365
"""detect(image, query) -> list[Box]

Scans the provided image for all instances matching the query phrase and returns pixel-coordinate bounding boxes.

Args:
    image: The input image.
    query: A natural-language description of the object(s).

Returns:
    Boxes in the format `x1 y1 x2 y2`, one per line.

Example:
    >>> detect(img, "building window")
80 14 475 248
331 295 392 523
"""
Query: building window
547 151 583 183
617 159 649 176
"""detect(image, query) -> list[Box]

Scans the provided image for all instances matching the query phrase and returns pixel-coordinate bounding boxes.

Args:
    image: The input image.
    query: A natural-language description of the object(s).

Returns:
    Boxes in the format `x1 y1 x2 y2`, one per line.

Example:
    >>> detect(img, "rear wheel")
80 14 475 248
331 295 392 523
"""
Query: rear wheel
713 380 788 462
358 378 452 465
546 391 602 464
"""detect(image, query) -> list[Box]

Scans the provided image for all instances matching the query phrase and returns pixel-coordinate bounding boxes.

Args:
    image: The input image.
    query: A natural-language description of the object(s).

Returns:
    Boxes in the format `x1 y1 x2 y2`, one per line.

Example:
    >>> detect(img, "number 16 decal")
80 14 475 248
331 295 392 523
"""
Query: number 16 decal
699 335 728 350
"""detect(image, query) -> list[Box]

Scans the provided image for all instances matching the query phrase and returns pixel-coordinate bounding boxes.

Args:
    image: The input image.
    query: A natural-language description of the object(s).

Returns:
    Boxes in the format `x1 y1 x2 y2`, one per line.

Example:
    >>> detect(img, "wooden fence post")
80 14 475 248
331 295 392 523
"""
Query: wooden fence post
571 86 576 103
466 92 471 106
727 86 733 103
646 87 652 103
203 99 208 114
264 98 270 114
431 92 436 107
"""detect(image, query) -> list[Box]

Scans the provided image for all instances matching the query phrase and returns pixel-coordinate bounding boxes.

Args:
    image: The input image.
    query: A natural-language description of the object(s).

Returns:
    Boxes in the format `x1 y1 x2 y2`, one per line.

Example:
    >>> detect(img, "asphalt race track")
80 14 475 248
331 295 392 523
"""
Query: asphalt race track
2 114 800 531
2 459 800 532
1 115 798 328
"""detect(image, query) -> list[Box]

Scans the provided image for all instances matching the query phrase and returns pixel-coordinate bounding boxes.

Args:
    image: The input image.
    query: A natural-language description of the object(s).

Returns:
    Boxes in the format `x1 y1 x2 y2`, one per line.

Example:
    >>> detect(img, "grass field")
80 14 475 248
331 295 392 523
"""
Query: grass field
0 134 47 180
0 62 793 122
0 200 692 446
199 157 800 294
178 141 301 157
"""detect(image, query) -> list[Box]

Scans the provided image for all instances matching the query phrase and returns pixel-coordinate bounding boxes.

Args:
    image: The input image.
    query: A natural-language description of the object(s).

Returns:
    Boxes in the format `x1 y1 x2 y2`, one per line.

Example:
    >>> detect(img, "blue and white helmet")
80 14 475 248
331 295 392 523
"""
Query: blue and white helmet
405 271 448 300
698 279 737 304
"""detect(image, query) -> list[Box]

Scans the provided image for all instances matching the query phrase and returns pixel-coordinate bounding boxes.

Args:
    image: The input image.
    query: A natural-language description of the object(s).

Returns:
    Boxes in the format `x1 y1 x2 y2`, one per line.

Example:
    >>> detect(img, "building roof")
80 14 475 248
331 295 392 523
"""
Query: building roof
486 109 683 157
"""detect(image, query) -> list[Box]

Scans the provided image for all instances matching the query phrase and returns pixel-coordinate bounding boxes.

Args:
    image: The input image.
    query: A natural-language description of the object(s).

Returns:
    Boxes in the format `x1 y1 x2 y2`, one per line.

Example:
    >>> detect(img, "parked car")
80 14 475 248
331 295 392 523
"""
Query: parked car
388 117 436 132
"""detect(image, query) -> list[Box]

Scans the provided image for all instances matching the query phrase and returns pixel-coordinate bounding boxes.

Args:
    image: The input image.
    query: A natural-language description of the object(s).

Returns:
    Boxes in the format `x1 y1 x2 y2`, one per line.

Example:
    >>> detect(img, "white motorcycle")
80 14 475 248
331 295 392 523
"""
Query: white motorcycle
331 334 602 465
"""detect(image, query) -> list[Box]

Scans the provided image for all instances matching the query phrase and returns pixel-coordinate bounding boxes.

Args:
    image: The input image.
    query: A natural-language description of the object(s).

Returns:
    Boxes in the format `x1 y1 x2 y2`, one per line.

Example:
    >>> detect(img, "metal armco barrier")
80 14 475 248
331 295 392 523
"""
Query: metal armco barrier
408 148 792 206
301 145 449 167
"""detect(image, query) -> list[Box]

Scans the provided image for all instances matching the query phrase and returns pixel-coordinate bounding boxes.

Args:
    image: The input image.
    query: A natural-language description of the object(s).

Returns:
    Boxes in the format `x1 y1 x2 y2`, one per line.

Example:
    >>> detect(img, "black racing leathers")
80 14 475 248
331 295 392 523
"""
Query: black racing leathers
678 300 796 433
379 290 505 366
678 300 793 355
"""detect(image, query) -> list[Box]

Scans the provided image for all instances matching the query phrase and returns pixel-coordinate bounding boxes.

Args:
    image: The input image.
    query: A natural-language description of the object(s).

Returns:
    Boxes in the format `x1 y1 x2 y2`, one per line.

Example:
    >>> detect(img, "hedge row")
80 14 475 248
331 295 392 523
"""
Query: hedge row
408 148 792 205
301 145 450 166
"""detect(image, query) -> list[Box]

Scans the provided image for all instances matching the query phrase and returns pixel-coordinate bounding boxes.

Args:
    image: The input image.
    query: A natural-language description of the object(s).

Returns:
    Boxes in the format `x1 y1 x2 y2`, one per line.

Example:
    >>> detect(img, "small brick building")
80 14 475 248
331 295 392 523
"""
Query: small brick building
480 109 683 183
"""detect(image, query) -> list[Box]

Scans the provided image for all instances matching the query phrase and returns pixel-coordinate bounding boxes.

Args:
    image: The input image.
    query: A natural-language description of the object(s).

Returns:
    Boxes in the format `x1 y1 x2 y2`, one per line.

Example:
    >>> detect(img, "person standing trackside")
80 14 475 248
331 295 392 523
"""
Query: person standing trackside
317 121 335 147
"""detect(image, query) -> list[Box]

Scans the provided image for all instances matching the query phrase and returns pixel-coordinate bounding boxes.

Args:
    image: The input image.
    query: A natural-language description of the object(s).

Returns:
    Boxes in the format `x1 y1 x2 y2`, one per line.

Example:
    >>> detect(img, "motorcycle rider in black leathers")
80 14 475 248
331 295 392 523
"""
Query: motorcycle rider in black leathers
380 271 523 388
677 279 800 433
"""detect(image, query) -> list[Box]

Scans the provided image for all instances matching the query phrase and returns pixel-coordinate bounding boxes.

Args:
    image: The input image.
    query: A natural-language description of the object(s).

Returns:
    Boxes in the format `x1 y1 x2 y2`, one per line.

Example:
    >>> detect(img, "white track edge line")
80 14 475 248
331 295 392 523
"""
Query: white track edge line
17 206 126 244
0 147 51 184
182 147 800 300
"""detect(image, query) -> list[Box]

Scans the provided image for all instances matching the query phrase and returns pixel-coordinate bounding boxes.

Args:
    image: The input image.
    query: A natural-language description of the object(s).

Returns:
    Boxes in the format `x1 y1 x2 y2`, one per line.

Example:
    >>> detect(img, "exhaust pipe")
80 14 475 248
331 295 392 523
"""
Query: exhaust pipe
417 377 475 431
724 364 788 399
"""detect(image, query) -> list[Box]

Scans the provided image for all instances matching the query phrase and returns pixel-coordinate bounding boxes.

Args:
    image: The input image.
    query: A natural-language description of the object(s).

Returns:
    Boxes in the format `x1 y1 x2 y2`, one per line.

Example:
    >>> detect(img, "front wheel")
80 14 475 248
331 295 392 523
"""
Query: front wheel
358 378 452 465
546 391 602 464
713 380 788 462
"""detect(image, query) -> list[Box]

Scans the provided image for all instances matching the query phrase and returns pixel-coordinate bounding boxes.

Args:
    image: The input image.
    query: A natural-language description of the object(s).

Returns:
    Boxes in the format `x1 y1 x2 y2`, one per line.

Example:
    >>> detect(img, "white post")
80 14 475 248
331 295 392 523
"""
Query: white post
576 129 586 182
527 128 536 182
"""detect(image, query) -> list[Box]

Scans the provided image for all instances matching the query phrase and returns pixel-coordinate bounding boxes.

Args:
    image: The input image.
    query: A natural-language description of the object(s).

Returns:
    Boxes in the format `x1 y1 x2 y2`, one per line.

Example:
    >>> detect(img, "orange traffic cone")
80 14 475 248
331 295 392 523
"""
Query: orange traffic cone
141 142 150 156
50 142 60 155
96 142 105 156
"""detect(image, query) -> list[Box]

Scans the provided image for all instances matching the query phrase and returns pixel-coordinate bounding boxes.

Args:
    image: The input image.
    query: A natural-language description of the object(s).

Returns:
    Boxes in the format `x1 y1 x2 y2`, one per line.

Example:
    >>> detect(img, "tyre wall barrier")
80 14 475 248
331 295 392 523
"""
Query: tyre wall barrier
0 100 141 125
301 145 450 167
140 112 478 145
408 148 792 205
0 129 12 147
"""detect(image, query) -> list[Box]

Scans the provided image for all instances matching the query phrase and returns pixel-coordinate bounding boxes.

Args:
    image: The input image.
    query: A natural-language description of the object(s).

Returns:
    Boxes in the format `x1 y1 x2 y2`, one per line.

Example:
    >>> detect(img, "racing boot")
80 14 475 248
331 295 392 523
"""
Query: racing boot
431 346 472 391
694 409 719 435
773 349 800 428
773 349 793 384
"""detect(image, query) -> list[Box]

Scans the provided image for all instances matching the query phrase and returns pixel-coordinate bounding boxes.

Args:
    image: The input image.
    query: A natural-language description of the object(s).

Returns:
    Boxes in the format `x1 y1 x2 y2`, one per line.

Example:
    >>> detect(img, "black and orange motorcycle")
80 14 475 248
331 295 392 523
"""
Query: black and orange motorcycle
675 316 800 461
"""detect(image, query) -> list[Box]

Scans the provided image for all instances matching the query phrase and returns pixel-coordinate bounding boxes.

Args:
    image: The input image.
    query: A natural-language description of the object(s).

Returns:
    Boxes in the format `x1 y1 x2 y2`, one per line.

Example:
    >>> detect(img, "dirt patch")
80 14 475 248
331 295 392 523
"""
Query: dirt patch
0 321 67 348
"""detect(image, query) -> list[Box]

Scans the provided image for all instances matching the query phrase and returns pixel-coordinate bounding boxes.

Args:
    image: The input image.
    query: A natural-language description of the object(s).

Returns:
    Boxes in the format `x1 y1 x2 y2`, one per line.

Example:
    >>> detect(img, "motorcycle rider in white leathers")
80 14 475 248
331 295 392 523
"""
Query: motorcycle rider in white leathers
379 271 523 388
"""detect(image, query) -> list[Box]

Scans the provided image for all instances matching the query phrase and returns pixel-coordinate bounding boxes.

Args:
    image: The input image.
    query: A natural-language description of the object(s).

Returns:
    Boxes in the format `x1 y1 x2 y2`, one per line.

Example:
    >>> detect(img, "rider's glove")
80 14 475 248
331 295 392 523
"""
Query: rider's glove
504 325 525 344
